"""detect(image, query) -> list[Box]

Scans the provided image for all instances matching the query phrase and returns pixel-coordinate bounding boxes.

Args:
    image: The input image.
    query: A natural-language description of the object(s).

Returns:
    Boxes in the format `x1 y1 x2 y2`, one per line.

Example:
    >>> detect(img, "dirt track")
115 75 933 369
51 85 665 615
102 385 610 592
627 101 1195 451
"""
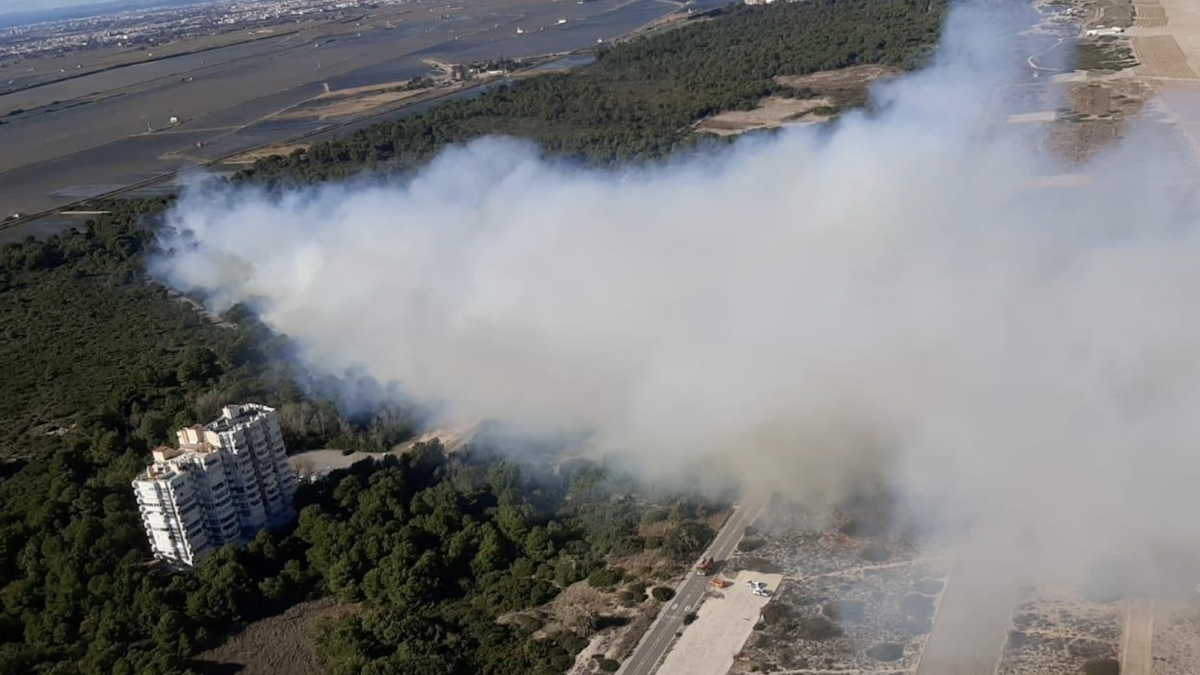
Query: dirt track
915 551 1017 675
1121 601 1155 675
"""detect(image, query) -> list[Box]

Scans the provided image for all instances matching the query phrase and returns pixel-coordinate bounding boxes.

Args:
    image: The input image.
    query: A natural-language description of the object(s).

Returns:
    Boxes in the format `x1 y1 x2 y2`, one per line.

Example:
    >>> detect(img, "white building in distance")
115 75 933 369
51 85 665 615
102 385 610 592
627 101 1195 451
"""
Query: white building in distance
132 404 295 567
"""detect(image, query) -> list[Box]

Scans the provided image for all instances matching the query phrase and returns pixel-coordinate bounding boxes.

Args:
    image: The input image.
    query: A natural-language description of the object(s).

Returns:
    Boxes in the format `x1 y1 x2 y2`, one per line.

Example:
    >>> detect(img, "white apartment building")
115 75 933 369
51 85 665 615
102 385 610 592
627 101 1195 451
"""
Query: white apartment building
132 404 296 566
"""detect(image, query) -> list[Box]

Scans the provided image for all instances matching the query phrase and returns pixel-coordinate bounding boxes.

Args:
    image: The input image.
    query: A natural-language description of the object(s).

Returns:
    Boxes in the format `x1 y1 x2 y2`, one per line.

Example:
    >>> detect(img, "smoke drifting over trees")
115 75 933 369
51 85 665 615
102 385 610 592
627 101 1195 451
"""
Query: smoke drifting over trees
156 5 1200 587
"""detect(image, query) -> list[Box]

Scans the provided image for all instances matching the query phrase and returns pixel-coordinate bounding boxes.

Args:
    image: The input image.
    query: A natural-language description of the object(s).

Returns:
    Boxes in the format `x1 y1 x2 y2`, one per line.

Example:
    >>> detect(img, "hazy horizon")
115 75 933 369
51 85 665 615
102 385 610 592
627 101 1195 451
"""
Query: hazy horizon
0 0 207 20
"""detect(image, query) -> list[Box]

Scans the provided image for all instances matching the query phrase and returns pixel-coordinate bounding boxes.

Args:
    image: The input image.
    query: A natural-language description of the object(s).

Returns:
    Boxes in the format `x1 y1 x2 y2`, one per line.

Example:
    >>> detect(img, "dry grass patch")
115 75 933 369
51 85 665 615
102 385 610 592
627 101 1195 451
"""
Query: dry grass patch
191 598 361 675
774 64 902 92
226 144 311 165
695 97 835 136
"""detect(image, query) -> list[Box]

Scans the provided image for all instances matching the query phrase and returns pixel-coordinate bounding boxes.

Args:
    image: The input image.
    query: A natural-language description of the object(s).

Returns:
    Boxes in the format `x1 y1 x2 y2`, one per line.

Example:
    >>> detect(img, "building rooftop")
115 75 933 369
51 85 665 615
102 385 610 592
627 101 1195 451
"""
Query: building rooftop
135 403 276 482
205 403 274 433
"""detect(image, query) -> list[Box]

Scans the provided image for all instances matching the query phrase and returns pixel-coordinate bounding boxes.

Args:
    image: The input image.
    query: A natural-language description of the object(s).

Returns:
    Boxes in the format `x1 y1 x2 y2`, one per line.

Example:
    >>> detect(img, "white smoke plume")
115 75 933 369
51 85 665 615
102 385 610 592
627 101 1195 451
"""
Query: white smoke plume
155 3 1200 587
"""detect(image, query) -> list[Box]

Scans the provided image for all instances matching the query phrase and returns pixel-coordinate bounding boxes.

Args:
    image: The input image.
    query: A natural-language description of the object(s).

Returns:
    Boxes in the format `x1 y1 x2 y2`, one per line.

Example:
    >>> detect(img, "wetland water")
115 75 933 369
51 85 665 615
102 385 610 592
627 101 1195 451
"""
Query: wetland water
0 0 696 241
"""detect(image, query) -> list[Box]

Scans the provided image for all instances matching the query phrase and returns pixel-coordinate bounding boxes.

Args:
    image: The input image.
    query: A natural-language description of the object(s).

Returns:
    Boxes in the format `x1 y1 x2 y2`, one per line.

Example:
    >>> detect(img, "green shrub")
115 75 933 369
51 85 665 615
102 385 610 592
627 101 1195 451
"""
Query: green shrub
913 578 944 594
641 509 669 525
900 593 935 620
596 615 630 630
1081 658 1120 675
587 566 626 588
796 615 842 640
761 604 793 625
865 642 904 661
599 658 621 672
1007 630 1027 649
663 522 715 560
858 546 890 562
513 614 545 632
822 599 865 622
652 586 675 602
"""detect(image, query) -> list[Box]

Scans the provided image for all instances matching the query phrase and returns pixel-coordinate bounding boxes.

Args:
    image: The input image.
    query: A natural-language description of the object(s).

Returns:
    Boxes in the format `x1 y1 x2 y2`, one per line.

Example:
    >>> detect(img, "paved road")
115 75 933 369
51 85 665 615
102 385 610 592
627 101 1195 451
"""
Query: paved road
618 496 766 675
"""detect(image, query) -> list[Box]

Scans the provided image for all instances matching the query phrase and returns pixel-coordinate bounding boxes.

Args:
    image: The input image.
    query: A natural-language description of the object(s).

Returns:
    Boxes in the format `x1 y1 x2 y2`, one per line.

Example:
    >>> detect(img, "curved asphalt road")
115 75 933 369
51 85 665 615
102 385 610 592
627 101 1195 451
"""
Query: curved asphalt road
618 497 766 675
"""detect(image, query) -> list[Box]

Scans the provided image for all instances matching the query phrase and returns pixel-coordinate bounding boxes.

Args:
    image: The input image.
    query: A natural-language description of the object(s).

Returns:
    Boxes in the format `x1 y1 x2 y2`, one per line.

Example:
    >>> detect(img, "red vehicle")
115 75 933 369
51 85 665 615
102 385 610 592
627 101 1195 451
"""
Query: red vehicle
695 556 715 576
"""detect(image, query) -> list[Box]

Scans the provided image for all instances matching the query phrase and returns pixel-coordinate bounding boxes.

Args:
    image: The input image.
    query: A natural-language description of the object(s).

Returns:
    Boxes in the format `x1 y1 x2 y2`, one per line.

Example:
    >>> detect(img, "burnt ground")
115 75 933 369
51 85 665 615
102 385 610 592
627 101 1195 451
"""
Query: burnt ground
725 503 951 674
1152 603 1200 675
996 586 1121 675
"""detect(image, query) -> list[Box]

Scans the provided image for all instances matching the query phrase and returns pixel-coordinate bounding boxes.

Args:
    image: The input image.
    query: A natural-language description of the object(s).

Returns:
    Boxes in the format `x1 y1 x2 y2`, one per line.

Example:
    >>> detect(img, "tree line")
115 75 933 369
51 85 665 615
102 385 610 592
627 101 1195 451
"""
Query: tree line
235 0 947 185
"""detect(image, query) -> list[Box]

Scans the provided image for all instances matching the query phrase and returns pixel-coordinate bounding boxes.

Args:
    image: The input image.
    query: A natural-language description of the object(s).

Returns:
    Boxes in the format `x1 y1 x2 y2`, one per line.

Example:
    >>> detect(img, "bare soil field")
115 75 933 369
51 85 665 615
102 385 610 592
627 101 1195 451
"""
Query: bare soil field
723 504 951 674
191 598 360 675
694 97 834 136
1134 2 1169 29
283 82 430 120
774 64 902 92
226 143 313 164
1132 35 1198 77
1085 0 1135 29
288 424 479 478
995 586 1121 675
1155 0 1200 71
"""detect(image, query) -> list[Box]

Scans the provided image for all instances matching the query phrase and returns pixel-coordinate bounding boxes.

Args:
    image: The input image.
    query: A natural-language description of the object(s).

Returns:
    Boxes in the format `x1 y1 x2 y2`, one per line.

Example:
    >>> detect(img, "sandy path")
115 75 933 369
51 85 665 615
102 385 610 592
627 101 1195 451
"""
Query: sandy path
916 549 1017 675
1121 601 1155 675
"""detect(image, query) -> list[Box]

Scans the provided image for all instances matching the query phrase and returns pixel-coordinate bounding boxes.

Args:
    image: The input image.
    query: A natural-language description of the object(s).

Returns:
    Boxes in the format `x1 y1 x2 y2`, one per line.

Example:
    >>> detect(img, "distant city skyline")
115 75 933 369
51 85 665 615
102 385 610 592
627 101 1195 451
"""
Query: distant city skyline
5 0 116 11
1 0 209 20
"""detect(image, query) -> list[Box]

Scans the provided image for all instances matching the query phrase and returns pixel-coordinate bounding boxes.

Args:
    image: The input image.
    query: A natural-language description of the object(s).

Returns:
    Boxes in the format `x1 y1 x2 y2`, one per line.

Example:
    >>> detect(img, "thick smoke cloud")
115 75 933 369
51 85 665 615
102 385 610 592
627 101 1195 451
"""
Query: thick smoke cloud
156 4 1200 585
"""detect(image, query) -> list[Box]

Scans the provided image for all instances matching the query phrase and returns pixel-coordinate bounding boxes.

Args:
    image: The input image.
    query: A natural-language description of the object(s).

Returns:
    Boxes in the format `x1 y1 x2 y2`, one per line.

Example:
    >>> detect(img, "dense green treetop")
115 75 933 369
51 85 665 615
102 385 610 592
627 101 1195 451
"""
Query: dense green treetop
237 0 946 185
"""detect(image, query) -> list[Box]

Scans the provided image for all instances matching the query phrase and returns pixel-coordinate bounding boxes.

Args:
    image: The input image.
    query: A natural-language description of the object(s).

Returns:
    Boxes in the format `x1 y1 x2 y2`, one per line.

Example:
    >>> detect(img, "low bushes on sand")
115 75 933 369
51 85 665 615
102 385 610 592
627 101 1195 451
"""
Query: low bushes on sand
1081 658 1120 675
865 642 904 661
